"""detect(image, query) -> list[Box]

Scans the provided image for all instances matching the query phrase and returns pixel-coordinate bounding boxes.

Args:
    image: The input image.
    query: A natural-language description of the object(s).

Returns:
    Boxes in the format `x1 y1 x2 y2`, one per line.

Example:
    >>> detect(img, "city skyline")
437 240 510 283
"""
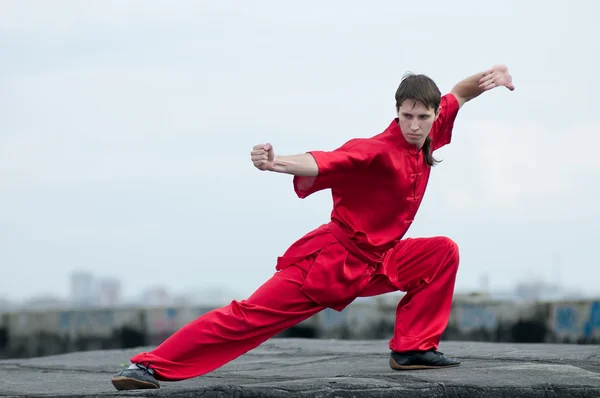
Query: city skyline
0 268 593 314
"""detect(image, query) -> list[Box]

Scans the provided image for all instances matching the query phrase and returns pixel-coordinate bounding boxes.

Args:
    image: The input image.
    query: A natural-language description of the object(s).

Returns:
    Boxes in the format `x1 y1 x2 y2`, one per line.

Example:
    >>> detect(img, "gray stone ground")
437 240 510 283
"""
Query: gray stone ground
1 339 599 397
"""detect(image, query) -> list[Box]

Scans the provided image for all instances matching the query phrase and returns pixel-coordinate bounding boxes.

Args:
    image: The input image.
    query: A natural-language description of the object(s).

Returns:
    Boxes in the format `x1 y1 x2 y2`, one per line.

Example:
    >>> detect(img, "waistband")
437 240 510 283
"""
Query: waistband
328 222 398 282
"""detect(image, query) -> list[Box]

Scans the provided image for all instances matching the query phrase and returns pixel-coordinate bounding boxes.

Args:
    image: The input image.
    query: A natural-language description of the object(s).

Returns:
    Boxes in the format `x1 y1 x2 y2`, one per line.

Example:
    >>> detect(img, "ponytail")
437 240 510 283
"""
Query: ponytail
422 136 440 167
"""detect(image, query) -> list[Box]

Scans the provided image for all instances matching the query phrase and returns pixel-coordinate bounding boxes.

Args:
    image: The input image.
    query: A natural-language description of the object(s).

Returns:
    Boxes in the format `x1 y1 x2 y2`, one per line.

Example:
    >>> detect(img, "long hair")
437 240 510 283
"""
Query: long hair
395 73 442 167
421 136 439 166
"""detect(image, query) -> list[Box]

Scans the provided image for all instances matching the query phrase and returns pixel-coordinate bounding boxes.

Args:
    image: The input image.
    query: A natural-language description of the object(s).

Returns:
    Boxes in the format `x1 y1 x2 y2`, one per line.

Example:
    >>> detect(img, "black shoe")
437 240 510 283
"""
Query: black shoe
111 363 160 390
389 349 461 370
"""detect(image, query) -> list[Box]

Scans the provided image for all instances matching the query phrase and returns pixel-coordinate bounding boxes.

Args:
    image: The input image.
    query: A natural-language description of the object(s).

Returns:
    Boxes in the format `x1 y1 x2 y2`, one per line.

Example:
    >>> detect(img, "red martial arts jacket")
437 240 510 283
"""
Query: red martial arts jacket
276 94 460 311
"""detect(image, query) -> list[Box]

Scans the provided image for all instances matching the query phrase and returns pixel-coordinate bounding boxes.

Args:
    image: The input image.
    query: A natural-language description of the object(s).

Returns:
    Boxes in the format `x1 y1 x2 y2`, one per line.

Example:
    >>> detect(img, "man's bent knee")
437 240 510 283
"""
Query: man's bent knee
436 236 459 265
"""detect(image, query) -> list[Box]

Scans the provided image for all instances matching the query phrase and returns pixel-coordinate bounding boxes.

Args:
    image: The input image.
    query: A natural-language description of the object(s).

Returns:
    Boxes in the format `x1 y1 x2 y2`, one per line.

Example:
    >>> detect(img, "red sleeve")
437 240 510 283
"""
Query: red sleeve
430 93 460 152
293 138 377 199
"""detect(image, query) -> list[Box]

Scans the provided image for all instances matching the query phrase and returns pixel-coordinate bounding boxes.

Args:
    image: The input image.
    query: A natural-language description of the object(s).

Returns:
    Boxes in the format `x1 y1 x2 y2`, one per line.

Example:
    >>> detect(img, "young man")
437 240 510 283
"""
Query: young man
111 65 514 390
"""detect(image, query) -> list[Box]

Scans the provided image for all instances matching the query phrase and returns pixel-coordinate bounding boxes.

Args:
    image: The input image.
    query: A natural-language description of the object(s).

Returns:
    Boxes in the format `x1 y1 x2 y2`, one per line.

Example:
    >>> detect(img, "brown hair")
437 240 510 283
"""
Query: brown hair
395 72 442 166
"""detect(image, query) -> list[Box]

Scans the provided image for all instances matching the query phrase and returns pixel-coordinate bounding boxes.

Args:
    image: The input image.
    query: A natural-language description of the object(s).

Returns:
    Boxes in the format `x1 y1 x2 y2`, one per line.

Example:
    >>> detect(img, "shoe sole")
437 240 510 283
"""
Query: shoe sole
111 375 160 390
389 357 461 370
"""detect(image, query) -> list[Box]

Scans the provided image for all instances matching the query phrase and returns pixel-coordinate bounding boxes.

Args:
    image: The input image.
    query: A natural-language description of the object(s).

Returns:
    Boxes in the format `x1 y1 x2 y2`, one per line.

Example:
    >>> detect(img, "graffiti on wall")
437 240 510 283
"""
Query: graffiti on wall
455 304 498 331
59 310 114 332
555 306 577 331
584 302 600 338
320 308 347 330
149 308 178 333
554 302 600 339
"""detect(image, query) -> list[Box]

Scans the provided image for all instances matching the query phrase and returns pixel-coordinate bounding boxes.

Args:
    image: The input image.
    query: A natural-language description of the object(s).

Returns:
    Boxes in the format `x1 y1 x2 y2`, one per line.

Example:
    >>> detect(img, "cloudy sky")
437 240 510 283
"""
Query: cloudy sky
1 0 598 303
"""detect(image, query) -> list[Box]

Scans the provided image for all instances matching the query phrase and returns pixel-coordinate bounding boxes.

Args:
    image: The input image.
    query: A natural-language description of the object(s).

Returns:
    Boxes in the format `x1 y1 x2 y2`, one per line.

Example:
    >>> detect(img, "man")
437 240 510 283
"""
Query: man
111 65 514 390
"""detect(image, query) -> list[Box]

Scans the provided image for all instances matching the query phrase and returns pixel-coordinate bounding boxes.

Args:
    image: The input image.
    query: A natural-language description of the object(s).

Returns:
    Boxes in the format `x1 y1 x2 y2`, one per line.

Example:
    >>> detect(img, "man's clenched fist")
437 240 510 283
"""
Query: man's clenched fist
251 143 275 171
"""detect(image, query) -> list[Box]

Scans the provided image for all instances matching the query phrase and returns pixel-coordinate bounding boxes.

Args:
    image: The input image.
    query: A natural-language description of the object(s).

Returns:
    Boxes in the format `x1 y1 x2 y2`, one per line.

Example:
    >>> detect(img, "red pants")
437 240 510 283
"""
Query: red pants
130 235 459 381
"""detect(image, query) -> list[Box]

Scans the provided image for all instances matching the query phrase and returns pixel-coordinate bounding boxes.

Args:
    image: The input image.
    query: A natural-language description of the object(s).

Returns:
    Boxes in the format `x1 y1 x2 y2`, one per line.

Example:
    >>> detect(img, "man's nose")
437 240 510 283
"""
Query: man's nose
411 122 419 131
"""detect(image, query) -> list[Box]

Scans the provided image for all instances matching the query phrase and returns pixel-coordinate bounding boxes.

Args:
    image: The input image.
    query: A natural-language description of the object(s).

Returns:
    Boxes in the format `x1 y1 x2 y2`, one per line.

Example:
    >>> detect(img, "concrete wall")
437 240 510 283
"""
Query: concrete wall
1 298 599 359
549 300 600 343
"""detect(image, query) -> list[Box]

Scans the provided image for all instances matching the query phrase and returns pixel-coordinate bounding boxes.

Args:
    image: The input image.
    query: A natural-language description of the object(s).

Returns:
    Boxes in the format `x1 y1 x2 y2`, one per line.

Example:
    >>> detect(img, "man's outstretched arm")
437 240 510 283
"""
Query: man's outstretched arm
251 143 319 176
450 64 515 108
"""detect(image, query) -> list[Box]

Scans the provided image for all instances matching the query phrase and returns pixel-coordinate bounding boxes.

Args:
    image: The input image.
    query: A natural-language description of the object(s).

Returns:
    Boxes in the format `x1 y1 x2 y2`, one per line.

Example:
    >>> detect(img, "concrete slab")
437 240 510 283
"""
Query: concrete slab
1 339 599 397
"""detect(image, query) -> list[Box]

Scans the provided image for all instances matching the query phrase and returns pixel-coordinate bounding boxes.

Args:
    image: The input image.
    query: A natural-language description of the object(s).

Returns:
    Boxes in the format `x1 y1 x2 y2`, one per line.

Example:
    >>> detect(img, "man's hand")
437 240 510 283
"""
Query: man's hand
451 64 515 107
250 145 318 176
479 64 515 92
251 143 275 171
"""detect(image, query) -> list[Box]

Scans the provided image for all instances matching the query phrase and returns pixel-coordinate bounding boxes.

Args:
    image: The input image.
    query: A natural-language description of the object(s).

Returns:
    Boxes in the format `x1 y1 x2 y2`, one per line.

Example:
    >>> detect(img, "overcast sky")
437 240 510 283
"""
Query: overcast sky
1 0 598 303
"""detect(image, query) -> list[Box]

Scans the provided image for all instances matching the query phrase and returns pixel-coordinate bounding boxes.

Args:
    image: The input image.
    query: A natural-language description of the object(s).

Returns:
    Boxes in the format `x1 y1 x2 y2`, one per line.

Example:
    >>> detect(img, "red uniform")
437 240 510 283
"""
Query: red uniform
131 94 461 381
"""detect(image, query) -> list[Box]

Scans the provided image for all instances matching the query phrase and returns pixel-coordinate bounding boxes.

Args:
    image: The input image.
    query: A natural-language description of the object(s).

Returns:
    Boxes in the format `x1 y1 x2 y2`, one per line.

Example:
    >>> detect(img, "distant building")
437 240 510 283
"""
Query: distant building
98 277 122 307
22 294 67 310
183 287 245 307
69 271 96 307
142 286 171 307
515 280 570 301
0 297 15 312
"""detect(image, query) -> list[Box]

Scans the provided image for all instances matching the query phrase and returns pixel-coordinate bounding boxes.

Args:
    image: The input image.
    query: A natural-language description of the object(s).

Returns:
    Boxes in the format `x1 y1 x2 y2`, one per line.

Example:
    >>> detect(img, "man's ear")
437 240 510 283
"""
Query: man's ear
434 105 442 120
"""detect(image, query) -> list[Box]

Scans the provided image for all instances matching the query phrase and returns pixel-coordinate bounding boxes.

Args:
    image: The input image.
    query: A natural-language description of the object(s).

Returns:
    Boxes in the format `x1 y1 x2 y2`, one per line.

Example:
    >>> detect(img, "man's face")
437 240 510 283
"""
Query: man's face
396 99 439 148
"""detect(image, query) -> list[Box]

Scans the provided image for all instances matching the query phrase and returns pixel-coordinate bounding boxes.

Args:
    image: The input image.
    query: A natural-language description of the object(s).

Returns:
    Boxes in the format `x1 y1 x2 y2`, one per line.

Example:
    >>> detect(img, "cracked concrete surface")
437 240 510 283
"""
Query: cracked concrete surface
1 339 599 397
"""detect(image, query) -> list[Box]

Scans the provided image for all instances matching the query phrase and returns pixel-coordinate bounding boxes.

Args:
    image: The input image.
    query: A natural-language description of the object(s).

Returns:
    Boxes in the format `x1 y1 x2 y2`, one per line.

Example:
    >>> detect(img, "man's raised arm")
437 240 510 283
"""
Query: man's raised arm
450 64 515 108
